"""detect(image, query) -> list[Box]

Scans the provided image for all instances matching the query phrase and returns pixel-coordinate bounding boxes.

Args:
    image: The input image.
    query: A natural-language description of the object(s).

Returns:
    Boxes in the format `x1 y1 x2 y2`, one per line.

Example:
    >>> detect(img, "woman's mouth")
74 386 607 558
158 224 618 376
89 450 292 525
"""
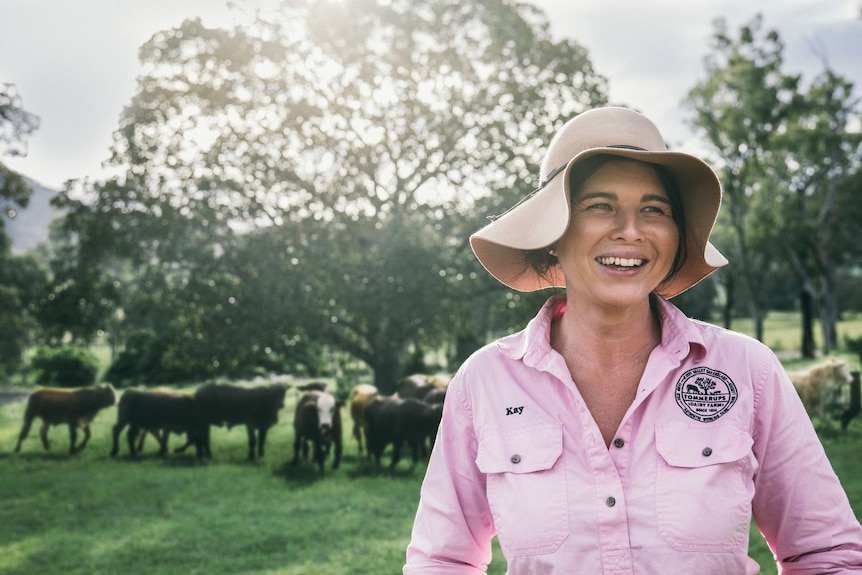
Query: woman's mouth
597 256 645 268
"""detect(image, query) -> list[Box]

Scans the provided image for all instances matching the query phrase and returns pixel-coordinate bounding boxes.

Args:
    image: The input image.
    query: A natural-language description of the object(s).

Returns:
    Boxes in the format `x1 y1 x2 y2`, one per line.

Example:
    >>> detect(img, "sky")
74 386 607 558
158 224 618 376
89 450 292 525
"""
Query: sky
1 0 860 190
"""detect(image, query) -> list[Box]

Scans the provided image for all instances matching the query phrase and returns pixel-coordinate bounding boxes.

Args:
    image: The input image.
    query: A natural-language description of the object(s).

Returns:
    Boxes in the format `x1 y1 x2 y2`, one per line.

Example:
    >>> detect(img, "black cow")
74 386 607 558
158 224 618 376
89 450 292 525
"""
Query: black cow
291 390 343 472
110 389 206 457
180 382 287 460
395 374 431 399
422 387 447 406
364 395 443 467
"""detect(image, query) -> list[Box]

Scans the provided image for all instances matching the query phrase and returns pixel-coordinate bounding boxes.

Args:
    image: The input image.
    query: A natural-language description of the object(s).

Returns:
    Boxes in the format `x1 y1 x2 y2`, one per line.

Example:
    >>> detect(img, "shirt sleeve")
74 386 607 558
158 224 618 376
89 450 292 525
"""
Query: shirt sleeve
750 351 862 573
403 371 495 575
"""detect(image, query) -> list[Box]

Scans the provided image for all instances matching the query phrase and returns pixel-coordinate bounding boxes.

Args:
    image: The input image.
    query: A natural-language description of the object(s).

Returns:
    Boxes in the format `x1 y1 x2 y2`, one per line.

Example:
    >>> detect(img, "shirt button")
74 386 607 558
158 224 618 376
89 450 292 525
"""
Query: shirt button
702 447 713 457
605 497 616 507
613 438 625 448
510 454 521 464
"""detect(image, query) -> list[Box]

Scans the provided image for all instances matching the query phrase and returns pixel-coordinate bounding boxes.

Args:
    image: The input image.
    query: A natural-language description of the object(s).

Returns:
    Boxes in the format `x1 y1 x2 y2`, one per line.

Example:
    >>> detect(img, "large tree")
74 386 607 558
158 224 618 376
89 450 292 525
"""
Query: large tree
56 0 607 389
765 69 862 353
686 15 800 342
0 83 41 376
688 16 862 355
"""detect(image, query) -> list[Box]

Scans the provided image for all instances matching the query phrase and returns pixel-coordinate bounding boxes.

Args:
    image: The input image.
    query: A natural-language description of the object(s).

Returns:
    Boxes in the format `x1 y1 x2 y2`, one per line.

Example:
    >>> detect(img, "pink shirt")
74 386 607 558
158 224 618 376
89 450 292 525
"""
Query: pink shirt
404 296 862 574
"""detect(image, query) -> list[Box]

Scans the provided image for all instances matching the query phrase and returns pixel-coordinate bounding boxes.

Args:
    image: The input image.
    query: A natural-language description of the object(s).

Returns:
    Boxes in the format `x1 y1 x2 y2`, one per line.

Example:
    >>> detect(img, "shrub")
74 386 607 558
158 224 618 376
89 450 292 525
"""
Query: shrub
30 345 100 388
104 329 166 387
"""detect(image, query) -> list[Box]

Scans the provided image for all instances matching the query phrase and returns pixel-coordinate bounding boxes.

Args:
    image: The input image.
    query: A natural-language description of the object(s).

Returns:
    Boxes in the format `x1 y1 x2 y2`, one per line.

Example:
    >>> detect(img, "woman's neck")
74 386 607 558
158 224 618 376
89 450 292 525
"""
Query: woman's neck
551 296 661 367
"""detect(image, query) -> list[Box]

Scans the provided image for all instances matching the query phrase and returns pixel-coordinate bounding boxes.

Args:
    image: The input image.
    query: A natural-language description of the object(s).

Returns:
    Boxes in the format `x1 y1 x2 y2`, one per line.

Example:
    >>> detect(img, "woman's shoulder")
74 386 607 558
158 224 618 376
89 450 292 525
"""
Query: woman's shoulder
455 336 514 376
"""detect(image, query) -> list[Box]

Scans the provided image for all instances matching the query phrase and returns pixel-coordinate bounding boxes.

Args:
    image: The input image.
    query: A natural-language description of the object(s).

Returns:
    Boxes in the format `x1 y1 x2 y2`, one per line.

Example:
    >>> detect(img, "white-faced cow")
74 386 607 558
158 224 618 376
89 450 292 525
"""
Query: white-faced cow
291 390 343 472
14 384 117 454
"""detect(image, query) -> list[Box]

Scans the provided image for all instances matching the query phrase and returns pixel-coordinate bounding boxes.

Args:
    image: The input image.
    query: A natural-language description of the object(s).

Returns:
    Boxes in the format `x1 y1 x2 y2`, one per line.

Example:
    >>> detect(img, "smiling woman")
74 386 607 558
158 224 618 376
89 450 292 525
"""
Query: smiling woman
553 159 681 313
403 107 862 574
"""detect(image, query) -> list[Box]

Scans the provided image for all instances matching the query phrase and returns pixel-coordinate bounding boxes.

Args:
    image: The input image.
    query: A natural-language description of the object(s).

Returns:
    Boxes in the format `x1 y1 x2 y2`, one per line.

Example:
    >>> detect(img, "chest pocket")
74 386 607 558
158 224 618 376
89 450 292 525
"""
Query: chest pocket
655 424 756 552
475 423 568 557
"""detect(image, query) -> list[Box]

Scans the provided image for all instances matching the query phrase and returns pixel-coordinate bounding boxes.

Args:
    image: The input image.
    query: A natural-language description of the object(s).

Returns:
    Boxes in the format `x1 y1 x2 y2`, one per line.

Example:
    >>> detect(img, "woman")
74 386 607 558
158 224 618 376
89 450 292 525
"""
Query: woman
403 107 862 574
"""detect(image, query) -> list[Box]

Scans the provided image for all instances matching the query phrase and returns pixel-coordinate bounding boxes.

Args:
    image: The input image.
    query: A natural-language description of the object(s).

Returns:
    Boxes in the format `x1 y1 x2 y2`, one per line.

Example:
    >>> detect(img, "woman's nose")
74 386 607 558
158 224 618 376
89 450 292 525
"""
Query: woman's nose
611 210 643 241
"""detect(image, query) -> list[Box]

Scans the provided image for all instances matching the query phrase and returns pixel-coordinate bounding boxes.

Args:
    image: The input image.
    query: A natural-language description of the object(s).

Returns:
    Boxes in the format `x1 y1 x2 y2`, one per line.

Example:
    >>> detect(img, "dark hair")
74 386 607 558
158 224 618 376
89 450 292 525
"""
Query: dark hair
524 154 687 287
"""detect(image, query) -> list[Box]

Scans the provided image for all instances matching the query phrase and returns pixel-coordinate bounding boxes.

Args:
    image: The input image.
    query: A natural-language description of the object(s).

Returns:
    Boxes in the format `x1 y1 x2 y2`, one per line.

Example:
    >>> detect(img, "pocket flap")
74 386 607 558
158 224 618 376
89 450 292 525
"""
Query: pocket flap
476 423 562 474
656 424 752 468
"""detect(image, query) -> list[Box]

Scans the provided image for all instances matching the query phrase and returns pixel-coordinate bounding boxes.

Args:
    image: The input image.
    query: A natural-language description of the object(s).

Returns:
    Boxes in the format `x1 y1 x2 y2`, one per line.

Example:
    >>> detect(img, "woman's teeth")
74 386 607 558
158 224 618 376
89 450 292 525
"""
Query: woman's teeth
597 257 644 267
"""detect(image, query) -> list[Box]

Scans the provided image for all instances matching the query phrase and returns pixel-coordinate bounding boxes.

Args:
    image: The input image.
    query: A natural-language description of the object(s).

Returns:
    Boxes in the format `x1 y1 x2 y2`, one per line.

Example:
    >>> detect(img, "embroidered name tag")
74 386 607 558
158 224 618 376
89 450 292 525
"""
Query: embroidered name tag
506 406 524 416
674 367 738 422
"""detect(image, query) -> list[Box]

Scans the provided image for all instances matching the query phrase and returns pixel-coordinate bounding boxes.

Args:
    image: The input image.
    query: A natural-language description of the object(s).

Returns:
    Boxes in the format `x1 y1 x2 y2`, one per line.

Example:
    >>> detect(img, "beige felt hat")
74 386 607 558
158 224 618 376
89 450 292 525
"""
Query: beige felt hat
469 106 728 298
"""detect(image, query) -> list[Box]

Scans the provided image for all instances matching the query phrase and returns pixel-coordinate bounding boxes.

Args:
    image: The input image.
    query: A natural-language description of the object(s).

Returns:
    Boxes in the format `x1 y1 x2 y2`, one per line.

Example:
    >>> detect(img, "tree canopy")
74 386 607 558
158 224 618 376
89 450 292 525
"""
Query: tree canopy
0 83 42 377
687 14 862 354
52 0 608 390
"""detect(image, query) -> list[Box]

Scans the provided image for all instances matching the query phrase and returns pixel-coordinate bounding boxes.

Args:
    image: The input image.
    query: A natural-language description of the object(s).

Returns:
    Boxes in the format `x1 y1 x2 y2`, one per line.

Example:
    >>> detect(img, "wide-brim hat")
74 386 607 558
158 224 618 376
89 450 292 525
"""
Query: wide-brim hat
469 106 728 299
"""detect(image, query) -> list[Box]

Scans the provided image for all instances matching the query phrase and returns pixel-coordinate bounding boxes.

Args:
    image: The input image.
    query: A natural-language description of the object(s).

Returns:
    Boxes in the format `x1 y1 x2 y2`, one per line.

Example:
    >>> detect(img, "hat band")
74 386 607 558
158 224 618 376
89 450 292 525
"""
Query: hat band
606 144 648 151
487 162 567 222
487 144 648 222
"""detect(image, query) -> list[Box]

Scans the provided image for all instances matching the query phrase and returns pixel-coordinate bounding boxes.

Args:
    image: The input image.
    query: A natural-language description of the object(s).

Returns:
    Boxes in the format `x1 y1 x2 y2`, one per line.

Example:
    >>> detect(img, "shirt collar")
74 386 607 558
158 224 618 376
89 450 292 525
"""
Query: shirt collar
496 294 707 364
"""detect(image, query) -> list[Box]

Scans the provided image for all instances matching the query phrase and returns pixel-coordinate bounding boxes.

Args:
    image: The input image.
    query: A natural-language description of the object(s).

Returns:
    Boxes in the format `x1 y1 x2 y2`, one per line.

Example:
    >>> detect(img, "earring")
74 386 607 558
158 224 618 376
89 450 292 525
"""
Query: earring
548 248 557 256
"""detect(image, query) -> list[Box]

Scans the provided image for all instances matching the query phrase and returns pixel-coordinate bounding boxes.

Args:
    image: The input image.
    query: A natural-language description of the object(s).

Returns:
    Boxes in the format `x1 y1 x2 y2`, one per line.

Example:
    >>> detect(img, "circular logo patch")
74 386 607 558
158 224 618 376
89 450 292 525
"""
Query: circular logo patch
674 367 738 422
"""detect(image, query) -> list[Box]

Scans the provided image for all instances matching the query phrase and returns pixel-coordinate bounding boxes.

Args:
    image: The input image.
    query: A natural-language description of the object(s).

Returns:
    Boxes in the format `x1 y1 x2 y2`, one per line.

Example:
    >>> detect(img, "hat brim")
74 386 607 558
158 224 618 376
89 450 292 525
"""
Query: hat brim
470 147 727 298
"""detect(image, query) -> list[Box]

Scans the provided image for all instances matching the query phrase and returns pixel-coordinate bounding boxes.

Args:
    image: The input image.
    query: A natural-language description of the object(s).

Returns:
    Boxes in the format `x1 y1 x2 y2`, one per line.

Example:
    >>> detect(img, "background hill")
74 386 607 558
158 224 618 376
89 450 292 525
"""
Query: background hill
5 177 61 253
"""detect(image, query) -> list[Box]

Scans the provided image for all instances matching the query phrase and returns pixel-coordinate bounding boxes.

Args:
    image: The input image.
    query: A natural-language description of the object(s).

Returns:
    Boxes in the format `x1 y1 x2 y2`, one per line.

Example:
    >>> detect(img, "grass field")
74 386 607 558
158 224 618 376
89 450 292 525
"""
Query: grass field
2 383 861 575
730 310 862 370
3 311 862 574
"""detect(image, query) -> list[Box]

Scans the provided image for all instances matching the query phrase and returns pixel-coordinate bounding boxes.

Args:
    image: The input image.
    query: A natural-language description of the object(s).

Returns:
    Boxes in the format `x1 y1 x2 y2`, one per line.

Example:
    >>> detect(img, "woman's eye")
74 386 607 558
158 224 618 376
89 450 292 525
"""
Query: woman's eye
587 202 612 211
643 205 670 215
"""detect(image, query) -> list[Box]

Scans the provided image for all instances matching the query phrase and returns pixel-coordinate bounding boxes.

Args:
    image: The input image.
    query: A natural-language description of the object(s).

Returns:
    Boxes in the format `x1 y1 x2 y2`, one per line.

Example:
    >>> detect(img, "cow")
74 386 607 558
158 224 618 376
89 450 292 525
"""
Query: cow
364 395 443 467
349 383 379 455
295 381 329 392
427 373 452 391
396 373 450 402
14 384 117 454
395 374 431 399
110 389 206 457
422 387 447 406
291 390 343 472
179 382 287 460
788 357 853 428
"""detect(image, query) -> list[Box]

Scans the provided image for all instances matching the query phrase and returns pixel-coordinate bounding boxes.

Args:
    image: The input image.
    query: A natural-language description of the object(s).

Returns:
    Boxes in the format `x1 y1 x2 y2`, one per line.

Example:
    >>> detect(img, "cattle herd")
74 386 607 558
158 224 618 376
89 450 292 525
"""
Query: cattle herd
11 358 859 465
10 374 451 472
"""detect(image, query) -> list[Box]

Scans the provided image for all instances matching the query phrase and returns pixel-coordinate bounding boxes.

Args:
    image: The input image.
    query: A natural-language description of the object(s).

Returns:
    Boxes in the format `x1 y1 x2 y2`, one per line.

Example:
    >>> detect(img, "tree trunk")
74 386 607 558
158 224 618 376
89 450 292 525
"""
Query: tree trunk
819 283 840 352
731 209 765 342
722 275 734 330
800 288 815 359
752 310 764 343
817 260 840 353
370 345 403 395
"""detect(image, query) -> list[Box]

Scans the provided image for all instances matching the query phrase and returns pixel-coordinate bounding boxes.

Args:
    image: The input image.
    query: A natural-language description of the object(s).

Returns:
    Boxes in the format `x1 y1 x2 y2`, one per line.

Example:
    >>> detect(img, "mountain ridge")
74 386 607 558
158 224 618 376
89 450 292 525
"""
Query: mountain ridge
5 176 62 253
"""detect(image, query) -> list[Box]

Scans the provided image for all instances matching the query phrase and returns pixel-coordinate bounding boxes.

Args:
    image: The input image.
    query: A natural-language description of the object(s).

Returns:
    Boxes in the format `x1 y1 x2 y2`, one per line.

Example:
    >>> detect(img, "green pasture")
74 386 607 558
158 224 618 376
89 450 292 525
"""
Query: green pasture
1 386 861 575
730 310 862 370
3 311 862 574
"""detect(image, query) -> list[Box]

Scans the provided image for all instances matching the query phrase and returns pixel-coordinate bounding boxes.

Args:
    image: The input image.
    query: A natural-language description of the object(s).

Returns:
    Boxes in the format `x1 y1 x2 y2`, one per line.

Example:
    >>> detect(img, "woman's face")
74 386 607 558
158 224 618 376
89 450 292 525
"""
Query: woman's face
555 159 680 310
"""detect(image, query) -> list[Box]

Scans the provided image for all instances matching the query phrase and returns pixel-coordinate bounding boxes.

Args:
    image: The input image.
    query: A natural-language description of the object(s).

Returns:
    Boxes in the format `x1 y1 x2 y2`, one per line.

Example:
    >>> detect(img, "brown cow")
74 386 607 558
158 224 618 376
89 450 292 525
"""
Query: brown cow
427 373 452 390
110 389 206 457
14 384 117 454
292 390 343 472
179 382 287 460
349 383 378 455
